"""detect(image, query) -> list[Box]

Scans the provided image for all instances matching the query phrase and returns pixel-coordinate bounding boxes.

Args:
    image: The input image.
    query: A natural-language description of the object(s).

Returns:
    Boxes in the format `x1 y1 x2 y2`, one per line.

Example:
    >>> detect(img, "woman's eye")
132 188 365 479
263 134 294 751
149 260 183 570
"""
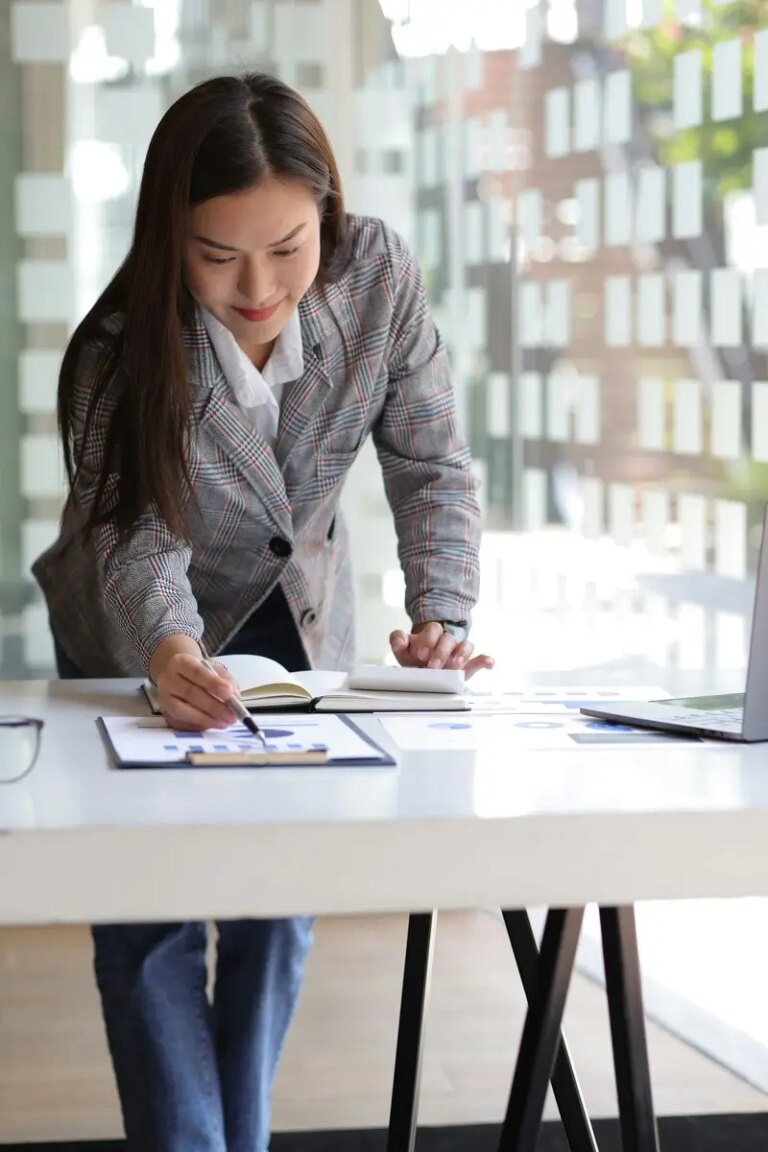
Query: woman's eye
273 246 300 258
204 255 235 265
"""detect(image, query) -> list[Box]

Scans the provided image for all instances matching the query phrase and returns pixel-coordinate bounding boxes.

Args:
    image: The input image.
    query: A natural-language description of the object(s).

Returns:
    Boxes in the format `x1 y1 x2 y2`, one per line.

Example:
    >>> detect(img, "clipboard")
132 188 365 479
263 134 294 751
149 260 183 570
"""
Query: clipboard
97 714 396 770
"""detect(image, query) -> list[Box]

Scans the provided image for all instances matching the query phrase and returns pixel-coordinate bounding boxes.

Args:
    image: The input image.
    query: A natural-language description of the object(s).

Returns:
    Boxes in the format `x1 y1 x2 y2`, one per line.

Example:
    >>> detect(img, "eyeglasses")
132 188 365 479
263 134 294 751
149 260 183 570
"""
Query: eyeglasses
0 717 44 783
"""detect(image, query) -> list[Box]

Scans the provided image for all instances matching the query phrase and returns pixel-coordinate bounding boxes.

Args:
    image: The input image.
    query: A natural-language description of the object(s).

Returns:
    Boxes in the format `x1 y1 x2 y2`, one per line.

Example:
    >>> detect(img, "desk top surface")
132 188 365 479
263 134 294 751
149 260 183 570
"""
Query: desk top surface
2 677 768 922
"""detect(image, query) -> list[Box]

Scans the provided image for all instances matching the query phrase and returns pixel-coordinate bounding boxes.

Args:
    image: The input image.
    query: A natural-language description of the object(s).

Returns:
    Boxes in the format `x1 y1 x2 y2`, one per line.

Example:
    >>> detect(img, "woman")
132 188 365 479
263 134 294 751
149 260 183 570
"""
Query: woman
33 72 491 1151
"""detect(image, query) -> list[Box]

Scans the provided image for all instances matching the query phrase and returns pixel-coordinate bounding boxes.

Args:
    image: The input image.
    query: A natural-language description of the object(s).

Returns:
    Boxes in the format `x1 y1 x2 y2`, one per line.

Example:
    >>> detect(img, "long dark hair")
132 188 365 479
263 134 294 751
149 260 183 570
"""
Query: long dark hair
59 72 349 541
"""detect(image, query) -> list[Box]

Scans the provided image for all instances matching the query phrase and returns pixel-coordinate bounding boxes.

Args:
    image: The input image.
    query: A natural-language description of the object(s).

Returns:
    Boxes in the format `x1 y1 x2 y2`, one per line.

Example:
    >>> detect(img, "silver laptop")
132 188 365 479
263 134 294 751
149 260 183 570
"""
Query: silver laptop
581 505 768 743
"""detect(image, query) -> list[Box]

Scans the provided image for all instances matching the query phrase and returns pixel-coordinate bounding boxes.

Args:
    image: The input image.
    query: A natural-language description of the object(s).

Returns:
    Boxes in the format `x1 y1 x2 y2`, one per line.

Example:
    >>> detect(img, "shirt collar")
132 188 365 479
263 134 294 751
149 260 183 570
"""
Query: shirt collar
200 305 304 408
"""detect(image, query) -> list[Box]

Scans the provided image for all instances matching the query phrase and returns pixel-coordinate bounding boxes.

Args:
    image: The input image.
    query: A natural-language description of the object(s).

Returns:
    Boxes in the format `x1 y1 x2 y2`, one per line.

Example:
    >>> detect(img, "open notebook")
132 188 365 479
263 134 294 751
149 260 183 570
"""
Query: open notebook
142 654 469 713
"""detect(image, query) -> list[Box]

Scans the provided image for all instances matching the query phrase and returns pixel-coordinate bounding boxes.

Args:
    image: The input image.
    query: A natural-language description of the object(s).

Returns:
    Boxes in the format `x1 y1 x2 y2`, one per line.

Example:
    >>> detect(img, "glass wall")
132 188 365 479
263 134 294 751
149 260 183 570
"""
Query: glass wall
2 0 767 677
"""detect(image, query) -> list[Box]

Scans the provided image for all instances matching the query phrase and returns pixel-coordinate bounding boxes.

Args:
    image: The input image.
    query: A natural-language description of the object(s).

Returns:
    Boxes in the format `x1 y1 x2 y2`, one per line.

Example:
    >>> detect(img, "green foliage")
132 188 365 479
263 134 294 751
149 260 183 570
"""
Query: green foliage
623 0 767 204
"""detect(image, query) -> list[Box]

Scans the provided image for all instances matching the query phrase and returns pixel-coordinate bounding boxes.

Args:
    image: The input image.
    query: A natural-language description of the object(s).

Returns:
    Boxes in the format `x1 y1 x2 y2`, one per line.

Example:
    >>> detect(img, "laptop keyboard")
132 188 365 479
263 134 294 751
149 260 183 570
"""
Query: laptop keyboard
661 708 743 729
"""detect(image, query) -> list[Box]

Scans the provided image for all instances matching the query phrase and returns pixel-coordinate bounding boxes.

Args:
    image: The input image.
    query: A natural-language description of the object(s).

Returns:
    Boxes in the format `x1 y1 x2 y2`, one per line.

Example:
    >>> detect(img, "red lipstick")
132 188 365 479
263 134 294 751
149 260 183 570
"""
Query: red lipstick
233 303 281 322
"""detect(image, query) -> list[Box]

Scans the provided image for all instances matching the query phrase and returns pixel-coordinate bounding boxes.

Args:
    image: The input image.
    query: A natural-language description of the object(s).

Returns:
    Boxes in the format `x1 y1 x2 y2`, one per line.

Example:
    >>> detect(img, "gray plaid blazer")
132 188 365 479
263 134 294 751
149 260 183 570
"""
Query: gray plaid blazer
33 215 481 676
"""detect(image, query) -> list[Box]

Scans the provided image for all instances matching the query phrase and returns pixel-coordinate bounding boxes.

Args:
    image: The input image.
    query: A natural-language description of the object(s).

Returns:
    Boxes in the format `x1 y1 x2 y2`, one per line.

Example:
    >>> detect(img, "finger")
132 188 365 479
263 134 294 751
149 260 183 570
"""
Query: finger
162 698 232 732
165 682 236 726
212 661 240 691
463 654 495 680
411 622 444 662
445 641 474 669
390 631 418 667
426 630 459 669
178 659 236 704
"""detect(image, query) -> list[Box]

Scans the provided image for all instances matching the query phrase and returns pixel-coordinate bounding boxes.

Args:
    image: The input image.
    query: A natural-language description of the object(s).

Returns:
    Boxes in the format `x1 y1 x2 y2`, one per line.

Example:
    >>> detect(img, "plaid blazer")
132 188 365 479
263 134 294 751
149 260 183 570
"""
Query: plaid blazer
33 215 482 676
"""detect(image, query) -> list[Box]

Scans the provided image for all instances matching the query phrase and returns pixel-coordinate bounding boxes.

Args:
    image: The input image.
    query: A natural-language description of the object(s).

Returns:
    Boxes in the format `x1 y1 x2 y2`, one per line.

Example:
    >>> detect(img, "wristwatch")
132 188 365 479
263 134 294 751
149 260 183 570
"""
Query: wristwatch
439 620 469 644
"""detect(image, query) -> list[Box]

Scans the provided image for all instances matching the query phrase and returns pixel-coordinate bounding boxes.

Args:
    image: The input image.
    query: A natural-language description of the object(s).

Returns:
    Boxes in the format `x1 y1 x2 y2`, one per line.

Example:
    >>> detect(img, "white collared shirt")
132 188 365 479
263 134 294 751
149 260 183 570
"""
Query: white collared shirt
201 305 304 445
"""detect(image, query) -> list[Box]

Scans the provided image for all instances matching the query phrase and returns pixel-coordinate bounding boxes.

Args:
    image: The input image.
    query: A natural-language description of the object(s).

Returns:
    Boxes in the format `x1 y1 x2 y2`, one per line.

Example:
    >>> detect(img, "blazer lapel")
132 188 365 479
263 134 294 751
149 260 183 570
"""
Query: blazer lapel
184 313 292 535
274 280 348 469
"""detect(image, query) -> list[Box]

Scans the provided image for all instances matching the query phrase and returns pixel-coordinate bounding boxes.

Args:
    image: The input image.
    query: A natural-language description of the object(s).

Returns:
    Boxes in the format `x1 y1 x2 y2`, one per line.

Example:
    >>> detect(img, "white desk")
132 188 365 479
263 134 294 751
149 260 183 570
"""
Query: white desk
3 679 768 924
3 678 768 1152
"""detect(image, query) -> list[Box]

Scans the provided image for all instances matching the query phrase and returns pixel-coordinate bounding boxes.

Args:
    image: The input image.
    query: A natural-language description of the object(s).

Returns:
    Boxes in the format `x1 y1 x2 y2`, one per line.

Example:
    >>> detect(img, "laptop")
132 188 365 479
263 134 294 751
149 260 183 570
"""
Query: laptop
580 504 768 743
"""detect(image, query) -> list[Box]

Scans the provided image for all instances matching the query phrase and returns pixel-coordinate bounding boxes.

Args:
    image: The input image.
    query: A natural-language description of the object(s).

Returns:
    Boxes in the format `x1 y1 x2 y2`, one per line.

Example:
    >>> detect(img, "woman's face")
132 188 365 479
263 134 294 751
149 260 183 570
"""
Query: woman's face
184 176 322 363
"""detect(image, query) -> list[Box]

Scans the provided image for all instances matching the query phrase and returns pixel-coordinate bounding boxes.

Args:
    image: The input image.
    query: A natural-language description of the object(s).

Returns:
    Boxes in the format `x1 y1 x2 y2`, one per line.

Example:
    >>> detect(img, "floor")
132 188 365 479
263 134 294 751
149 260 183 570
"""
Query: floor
0 910 765 1143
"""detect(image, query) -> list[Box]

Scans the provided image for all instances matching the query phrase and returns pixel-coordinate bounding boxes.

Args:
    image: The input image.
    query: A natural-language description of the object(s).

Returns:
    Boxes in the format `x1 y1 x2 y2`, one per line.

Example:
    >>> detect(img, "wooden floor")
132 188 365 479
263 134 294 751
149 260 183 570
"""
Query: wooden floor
0 910 765 1143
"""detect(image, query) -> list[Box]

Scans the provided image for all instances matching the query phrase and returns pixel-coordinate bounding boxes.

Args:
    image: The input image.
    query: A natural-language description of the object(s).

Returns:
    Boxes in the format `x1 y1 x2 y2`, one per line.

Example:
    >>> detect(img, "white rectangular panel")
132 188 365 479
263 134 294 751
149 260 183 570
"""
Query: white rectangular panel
519 282 543 348
637 274 665 346
605 172 632 246
674 51 703 129
635 165 665 244
752 382 768 461
673 379 702 454
755 31 768 112
756 148 768 227
488 110 509 171
103 1 155 64
274 0 330 61
20 434 66 499
523 469 547 530
464 201 485 265
640 0 663 26
609 483 634 545
545 280 570 347
604 70 632 145
672 160 702 239
17 260 73 324
574 375 600 445
605 276 631 346
679 494 706 570
517 188 542 250
18 349 61 414
581 477 604 539
519 372 543 438
643 489 669 556
574 79 600 153
14 174 72 236
11 2 71 62
712 38 742 121
545 88 570 159
520 4 542 69
21 519 60 576
715 500 746 580
575 178 600 250
753 268 768 348
547 374 571 442
487 373 510 437
711 380 742 459
638 377 665 450
711 268 742 347
673 270 703 346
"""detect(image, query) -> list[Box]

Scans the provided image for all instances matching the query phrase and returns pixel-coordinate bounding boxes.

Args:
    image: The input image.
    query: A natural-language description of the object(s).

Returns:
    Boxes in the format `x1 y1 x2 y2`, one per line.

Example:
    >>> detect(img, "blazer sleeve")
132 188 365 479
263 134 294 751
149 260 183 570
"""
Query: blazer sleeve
371 229 482 627
70 346 203 673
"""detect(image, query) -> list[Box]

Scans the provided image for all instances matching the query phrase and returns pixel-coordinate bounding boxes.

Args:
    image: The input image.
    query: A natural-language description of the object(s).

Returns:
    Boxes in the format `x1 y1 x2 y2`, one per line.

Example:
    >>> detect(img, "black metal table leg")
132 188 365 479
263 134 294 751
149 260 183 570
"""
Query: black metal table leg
600 906 660 1152
497 907 585 1152
502 910 599 1152
386 911 437 1152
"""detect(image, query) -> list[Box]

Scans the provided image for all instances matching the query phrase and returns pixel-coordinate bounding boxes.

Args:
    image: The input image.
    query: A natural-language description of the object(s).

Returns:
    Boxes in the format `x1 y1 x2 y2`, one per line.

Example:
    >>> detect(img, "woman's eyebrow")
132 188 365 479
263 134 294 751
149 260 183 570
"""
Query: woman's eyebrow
194 222 307 251
195 235 239 251
268 223 306 247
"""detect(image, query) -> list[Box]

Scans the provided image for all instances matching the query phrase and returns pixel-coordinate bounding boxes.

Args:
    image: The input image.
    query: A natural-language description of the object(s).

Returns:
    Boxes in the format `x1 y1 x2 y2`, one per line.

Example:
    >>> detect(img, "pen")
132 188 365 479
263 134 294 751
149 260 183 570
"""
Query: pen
199 645 267 748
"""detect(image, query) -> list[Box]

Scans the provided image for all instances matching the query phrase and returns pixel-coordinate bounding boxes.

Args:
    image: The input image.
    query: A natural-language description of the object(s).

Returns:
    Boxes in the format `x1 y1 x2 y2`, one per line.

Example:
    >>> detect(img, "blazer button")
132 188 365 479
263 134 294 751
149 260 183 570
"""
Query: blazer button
300 608 317 629
269 536 293 558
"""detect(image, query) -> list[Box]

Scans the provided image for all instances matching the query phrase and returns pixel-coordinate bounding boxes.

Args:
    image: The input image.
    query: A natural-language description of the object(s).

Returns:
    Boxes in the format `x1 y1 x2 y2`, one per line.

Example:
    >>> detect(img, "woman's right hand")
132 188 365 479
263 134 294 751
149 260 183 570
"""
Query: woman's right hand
149 636 239 731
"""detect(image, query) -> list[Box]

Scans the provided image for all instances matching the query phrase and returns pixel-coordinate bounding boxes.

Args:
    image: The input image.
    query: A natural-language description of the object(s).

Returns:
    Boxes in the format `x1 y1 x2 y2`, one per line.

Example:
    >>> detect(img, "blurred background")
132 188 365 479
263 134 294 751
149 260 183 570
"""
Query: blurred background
1 0 767 680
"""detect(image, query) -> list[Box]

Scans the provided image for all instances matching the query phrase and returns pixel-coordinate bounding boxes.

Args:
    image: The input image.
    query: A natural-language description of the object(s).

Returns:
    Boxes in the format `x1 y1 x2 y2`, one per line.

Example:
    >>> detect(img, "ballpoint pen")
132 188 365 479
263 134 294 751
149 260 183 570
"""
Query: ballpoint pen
199 644 267 748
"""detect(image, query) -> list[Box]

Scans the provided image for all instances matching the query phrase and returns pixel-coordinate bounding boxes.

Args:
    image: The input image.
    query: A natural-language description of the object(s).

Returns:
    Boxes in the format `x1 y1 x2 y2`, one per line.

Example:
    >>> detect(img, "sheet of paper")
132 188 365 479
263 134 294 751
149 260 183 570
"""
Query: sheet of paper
378 709 685 753
464 685 670 713
101 714 389 766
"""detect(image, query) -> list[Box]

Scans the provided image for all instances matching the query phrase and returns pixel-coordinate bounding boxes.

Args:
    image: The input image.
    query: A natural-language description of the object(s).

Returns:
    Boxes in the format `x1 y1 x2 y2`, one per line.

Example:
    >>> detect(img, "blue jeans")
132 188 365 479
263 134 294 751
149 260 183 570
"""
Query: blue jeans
55 587 314 1152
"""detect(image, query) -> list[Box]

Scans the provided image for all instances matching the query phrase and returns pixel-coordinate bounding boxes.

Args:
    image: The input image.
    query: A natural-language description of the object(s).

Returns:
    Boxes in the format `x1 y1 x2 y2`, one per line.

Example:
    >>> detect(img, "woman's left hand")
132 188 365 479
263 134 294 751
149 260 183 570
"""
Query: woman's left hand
389 622 494 680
